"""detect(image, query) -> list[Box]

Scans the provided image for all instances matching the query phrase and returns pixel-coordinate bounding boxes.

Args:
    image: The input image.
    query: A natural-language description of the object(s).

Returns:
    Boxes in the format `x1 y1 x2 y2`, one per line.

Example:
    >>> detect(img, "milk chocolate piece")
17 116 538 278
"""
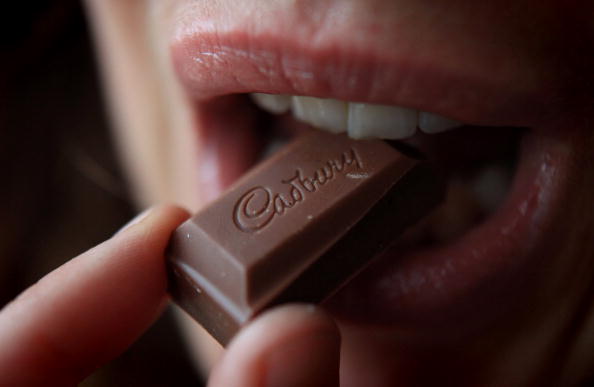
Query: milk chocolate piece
167 130 444 345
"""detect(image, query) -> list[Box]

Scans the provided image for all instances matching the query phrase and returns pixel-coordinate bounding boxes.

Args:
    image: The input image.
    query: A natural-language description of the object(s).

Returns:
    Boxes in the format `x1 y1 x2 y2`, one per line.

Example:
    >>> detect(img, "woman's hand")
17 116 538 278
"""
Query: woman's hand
0 205 341 386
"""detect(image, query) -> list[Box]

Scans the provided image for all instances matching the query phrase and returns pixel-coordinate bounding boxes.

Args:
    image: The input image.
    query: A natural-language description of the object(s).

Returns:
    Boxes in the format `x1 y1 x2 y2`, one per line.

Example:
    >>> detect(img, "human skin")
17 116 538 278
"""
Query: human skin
82 1 594 386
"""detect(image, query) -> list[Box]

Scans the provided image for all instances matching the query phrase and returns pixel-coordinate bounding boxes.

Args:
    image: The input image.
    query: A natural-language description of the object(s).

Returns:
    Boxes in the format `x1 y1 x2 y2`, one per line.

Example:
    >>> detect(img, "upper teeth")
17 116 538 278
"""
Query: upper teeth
250 93 461 139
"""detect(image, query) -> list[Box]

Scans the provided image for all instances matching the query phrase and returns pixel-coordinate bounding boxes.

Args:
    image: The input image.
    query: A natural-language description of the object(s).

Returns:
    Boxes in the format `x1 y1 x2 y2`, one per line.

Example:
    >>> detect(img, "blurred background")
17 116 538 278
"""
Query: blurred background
1 1 202 385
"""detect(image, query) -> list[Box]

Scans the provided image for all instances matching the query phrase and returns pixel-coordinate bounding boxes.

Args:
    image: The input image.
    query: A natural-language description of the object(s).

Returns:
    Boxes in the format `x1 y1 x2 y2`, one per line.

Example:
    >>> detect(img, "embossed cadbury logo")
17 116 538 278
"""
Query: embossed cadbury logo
233 148 364 233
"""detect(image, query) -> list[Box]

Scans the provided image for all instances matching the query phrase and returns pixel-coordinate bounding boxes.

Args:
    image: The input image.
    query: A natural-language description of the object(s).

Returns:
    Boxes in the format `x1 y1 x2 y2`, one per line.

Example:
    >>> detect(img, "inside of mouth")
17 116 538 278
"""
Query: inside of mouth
229 94 525 248
396 126 524 248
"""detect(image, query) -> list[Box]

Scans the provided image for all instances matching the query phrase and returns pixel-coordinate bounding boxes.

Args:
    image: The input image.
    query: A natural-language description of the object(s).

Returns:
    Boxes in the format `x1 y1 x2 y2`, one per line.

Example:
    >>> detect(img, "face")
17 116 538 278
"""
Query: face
83 1 594 385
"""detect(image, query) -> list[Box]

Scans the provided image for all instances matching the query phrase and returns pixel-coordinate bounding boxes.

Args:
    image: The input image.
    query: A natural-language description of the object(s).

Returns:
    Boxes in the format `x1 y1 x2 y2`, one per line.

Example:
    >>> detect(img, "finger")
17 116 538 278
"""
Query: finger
0 205 189 386
208 304 341 387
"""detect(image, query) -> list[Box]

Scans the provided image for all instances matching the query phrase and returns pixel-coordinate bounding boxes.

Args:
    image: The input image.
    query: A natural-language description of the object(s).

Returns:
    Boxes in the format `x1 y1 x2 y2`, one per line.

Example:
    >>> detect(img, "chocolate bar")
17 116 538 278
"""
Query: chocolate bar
167 130 444 345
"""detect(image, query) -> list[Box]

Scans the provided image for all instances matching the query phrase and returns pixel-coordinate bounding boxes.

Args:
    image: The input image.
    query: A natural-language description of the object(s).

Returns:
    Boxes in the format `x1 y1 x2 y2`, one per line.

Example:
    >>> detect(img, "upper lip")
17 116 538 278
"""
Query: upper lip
171 27 559 129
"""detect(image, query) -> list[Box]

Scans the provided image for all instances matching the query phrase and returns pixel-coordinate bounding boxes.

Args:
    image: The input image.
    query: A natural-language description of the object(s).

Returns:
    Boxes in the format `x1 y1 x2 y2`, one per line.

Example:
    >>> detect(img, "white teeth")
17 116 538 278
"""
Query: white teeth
291 96 348 133
418 111 461 134
250 93 462 139
347 103 417 139
250 93 291 114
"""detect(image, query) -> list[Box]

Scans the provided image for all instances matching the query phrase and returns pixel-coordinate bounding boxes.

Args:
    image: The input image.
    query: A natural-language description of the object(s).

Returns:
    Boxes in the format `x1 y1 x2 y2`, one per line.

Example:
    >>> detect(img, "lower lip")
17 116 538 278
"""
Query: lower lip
325 128 565 335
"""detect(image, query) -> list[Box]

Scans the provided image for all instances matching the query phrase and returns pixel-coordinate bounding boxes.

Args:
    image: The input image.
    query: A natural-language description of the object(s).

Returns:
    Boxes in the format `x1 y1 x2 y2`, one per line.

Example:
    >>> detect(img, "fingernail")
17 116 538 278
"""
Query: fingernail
115 207 154 235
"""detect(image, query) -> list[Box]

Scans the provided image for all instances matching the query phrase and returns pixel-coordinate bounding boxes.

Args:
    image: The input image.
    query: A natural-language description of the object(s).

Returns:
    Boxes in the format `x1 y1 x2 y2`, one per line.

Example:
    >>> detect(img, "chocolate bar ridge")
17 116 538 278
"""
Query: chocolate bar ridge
167 131 444 345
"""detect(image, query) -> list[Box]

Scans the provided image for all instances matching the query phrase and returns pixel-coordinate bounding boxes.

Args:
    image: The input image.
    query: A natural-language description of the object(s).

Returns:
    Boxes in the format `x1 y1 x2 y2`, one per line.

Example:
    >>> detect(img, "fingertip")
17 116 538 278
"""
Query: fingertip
209 304 340 387
106 204 191 293
232 304 340 352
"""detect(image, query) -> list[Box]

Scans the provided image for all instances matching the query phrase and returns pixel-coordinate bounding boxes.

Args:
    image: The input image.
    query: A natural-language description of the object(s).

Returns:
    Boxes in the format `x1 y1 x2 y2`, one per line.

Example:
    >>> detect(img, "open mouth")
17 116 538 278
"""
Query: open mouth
186 92 563 339
169 27 576 340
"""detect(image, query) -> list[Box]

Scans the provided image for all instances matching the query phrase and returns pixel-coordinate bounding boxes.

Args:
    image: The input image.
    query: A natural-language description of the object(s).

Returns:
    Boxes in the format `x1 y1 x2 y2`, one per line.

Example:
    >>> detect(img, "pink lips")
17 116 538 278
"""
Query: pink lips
171 32 555 127
169 16 577 333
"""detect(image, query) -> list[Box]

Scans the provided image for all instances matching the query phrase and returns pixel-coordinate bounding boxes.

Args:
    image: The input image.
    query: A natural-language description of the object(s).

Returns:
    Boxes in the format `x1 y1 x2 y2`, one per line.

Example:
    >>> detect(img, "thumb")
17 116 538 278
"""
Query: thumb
208 304 341 387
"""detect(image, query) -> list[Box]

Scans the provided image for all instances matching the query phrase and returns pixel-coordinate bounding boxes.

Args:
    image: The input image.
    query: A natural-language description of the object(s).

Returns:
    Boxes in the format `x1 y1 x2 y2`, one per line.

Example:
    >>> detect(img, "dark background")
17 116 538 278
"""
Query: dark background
1 1 203 385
